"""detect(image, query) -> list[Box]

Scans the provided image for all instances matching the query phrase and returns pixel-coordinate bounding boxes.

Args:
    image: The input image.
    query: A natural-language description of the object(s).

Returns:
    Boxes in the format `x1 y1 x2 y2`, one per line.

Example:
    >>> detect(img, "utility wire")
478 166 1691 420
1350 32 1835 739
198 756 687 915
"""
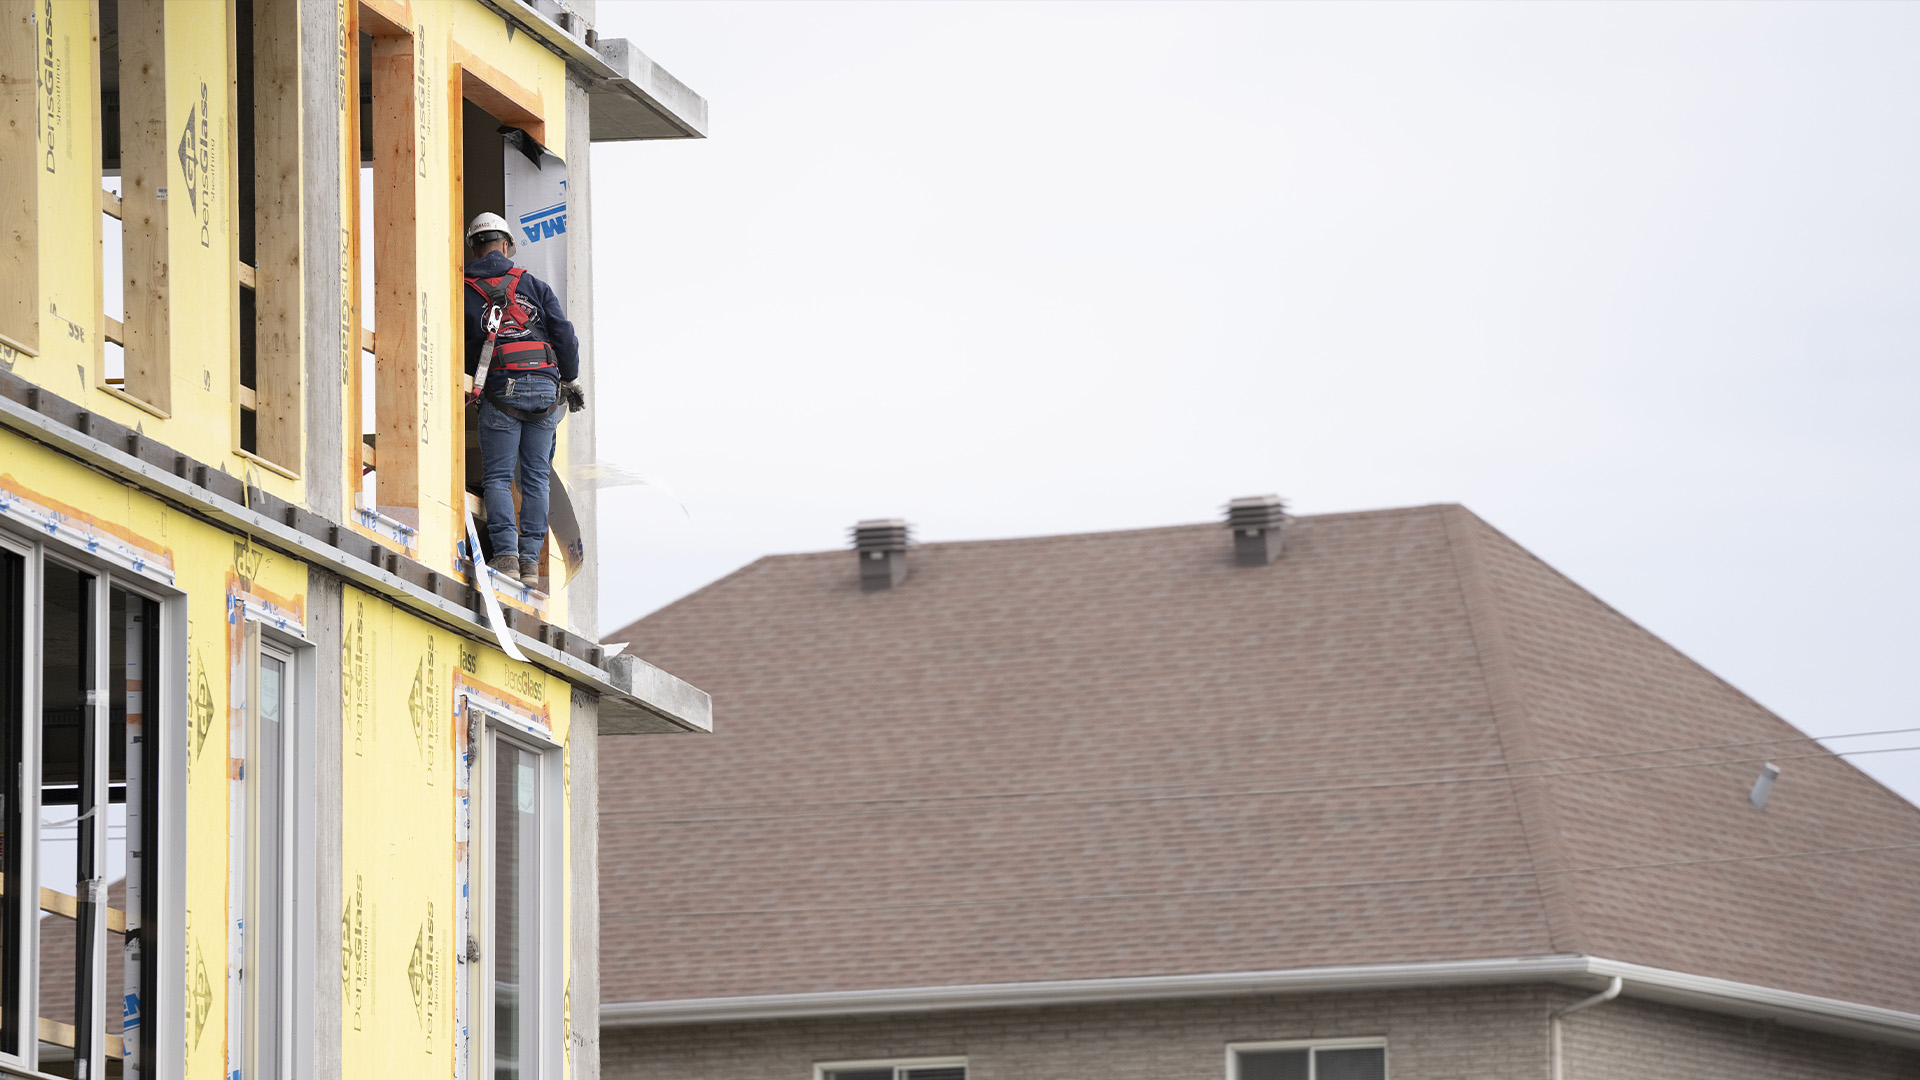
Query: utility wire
658 841 1920 919
605 725 1920 820
606 743 1920 827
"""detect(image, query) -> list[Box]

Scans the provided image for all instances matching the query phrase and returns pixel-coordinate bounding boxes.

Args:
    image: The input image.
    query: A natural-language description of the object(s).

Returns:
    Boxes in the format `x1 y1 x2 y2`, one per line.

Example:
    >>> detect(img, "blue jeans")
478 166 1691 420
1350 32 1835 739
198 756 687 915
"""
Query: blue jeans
478 377 562 562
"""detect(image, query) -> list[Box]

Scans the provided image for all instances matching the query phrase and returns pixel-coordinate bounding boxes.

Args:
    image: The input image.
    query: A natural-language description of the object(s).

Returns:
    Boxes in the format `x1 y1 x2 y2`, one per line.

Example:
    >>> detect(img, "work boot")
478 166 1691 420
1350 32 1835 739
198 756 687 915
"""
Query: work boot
520 558 541 588
486 554 520 579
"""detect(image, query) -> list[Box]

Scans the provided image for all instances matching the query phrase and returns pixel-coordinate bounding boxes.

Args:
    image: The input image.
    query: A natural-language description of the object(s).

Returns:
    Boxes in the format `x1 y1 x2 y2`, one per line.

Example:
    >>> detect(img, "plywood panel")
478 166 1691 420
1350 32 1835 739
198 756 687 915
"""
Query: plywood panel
119 0 169 411
254 0 303 468
371 33 419 507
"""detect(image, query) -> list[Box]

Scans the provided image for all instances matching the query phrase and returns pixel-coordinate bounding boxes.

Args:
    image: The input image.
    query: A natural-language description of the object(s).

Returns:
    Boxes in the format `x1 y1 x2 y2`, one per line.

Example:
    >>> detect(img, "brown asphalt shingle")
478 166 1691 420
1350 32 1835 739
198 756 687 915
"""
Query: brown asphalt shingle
600 504 1920 1012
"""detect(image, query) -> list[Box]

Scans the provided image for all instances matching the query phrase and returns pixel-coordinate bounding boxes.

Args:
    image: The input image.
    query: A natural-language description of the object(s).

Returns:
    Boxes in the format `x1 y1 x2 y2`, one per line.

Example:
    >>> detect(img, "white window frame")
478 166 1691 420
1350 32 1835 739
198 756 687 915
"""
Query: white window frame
814 1058 970 1080
475 710 564 1080
1227 1037 1389 1080
239 623 314 1080
0 521 188 1080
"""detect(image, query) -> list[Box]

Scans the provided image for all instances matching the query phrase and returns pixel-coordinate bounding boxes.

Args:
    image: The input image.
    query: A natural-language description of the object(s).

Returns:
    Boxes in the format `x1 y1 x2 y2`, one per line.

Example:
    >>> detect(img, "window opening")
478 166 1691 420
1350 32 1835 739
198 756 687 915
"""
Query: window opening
0 548 23 1057
236 0 258 453
820 1063 968 1080
461 99 509 517
1233 1043 1386 1080
38 562 95 1077
242 638 292 1079
352 11 420 521
232 0 301 468
99 1 125 384
112 0 169 410
491 736 542 1080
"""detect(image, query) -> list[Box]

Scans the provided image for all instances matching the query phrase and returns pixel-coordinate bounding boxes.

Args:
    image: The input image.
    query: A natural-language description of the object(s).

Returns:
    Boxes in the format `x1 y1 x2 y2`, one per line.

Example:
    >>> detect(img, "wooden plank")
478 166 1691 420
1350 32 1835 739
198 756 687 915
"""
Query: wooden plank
35 886 129 934
102 189 123 221
362 327 376 354
253 0 302 468
371 33 419 508
239 385 258 410
119 0 170 410
237 262 257 291
106 317 124 346
360 0 411 37
453 43 547 146
37 1018 124 1060
0 2 38 353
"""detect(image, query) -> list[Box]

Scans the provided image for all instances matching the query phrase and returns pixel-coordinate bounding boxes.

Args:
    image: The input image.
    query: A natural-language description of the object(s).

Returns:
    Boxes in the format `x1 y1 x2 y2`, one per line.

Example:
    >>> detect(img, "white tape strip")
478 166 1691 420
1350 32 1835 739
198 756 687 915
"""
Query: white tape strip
464 510 529 663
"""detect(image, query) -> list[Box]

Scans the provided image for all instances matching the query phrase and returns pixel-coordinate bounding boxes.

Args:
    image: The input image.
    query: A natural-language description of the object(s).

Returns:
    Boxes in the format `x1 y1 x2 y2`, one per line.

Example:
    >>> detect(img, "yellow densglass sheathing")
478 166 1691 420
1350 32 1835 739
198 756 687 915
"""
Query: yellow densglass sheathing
341 583 574 1080
6 1 306 507
0 428 309 1080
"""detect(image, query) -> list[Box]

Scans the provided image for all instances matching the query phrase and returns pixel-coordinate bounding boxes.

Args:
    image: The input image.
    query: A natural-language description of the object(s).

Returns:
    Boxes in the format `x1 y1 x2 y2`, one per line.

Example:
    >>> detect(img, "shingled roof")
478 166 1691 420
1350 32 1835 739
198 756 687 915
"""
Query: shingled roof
601 504 1920 1014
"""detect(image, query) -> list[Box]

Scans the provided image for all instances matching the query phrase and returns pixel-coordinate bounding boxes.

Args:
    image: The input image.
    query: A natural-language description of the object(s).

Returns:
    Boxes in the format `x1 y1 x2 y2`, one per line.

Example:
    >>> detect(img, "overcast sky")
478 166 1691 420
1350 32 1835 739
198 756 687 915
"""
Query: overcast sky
584 1 1920 806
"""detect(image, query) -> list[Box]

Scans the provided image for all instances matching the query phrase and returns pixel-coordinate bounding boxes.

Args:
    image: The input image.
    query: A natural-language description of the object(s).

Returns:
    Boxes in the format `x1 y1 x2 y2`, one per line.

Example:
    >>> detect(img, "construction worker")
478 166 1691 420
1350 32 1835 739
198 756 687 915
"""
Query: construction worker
464 211 585 587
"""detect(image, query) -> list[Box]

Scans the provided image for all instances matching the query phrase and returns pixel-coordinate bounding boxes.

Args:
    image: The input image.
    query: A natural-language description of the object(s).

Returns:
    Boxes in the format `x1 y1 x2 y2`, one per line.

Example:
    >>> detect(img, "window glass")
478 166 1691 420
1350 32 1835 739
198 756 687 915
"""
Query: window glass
39 563 94 1077
1239 1049 1309 1080
494 739 541 1080
1314 1048 1385 1080
250 649 288 1075
111 587 158 1080
0 549 23 1056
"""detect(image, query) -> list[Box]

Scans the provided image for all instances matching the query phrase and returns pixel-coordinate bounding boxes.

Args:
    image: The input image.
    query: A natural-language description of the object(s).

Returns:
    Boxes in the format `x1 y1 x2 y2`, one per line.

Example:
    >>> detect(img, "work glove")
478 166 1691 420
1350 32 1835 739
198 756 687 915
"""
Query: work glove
562 380 587 413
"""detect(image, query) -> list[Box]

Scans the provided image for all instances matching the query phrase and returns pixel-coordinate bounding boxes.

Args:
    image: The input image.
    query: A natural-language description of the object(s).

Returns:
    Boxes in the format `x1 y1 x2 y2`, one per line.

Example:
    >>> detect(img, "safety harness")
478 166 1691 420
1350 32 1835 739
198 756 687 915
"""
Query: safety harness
466 267 560 411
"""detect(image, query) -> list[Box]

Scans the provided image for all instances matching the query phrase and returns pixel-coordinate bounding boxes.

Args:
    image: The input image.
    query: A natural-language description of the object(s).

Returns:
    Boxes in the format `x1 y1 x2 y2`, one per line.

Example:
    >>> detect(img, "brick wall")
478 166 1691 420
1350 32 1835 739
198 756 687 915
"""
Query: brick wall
1562 996 1918 1080
602 986 1920 1080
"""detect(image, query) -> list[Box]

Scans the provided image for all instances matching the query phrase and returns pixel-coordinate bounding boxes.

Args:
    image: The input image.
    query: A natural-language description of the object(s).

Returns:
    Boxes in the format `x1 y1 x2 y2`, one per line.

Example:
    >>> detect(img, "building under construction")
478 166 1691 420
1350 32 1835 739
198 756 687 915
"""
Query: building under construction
0 3 709 1079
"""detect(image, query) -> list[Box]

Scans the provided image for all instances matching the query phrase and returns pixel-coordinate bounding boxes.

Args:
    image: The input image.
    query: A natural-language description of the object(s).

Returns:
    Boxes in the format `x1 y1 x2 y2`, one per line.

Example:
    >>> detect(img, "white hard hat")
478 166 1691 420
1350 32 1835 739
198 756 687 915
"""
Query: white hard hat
466 212 515 251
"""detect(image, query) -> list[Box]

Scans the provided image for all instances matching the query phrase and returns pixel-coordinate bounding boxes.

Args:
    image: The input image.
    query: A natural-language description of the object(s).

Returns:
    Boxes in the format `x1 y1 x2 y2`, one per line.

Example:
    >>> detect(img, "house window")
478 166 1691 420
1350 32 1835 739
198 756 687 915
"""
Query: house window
817 1060 968 1080
482 722 560 1080
1229 1040 1387 1080
239 629 300 1080
0 539 166 1080
1 3 39 356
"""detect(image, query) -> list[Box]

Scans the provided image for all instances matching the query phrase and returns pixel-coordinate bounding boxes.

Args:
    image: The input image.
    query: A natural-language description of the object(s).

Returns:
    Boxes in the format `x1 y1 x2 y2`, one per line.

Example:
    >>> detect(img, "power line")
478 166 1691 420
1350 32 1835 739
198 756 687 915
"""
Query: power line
604 725 1920 820
607 743 1920 827
658 841 1920 920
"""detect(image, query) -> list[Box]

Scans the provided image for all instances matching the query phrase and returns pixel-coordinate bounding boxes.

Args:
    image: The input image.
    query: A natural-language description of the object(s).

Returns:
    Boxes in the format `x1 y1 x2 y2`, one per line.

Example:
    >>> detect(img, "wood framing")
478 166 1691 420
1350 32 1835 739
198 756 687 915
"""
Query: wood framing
0 2 38 354
253 0 303 468
119 0 170 410
453 43 547 146
370 30 420 508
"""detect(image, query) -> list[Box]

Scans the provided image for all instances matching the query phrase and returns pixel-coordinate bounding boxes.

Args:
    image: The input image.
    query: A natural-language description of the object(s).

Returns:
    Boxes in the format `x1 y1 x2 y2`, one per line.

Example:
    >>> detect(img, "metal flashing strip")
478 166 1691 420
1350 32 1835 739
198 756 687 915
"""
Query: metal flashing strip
232 591 308 638
0 389 710 735
0 482 177 586
600 955 1920 1049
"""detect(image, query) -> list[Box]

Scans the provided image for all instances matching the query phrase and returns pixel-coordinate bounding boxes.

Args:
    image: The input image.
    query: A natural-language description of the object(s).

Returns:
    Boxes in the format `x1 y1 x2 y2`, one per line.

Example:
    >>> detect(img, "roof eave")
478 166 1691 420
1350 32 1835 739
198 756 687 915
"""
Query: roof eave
601 955 1920 1050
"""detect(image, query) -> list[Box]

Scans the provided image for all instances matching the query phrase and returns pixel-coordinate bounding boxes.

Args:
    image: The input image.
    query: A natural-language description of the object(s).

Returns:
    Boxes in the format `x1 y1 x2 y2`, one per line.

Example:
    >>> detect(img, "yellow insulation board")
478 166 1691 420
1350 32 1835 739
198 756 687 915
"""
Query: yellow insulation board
341 583 574 1080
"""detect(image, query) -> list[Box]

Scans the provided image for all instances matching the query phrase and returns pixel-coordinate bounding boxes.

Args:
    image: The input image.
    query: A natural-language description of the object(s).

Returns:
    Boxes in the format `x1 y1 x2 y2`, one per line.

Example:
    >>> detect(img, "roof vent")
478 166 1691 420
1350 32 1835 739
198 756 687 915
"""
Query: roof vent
1225 495 1287 566
852 518 911 591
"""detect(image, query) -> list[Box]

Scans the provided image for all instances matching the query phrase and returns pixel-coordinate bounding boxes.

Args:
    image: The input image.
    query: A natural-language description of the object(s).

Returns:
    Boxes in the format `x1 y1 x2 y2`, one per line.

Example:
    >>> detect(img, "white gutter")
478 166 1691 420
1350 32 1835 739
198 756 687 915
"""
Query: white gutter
1551 975 1623 1080
601 955 1920 1049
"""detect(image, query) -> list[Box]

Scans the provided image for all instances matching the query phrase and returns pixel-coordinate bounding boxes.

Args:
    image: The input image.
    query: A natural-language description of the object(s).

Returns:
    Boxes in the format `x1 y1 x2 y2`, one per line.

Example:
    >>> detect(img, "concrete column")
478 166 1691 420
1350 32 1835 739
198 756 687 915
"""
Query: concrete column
308 566 345 1080
569 691 603 1080
564 78 600 640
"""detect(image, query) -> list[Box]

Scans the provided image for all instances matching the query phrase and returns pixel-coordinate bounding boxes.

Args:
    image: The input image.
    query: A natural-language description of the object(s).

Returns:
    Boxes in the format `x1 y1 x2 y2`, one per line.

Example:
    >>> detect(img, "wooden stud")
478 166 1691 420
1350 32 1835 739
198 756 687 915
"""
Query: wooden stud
453 44 547 146
253 0 302 468
119 0 169 410
371 31 419 509
0 2 38 353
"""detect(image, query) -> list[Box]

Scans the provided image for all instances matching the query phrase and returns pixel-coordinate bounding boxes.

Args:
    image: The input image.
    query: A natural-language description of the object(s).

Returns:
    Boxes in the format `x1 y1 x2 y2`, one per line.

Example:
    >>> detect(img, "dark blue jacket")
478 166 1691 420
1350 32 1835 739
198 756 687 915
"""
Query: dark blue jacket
463 252 580 395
